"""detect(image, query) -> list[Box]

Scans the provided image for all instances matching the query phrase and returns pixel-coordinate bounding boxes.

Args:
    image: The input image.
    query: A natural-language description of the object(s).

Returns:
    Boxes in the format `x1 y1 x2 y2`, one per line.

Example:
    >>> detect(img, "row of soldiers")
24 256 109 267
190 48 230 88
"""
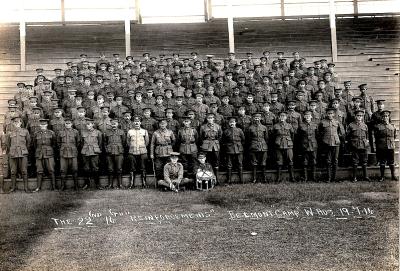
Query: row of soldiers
0 104 397 193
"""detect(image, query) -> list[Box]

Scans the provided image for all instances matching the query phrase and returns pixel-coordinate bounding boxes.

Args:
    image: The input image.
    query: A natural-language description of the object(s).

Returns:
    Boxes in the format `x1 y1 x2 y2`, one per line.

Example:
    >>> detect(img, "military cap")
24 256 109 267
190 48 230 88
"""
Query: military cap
343 80 351 84
376 99 385 104
324 71 332 76
317 79 325 84
330 98 340 103
64 118 73 123
237 74 246 79
327 63 335 67
143 52 150 57
71 64 78 68
25 84 33 88
334 87 343 92
382 110 391 116
42 90 52 95
325 107 336 113
195 93 204 98
355 109 365 115
120 77 128 82
143 107 152 112
164 89 173 93
66 61 73 65
225 71 233 75
296 90 305 94
132 115 141 121
126 56 133 60
206 55 214 58
303 110 312 115
53 107 63 112
113 53 120 57
308 100 318 104
278 111 288 116
282 75 290 80
12 116 22 121
186 109 196 115
124 111 132 116
85 118 95 122
296 79 306 86
32 107 42 112
314 90 323 95
313 60 321 65
165 108 174 113
17 82 26 87
252 112 263 117
352 96 362 101
158 118 168 123
7 99 17 105
307 66 315 70
320 59 327 62
39 118 49 123
155 94 164 99
358 83 367 89
270 92 279 96
99 62 108 66
182 116 192 121
228 52 235 55
76 106 86 111
247 68 255 73
209 102 219 107
7 104 18 109
35 68 44 72
194 60 201 65
286 100 296 105
227 116 237 122
29 96 39 101
277 51 284 55
197 152 207 159
170 152 180 157
206 112 215 117
36 75 45 79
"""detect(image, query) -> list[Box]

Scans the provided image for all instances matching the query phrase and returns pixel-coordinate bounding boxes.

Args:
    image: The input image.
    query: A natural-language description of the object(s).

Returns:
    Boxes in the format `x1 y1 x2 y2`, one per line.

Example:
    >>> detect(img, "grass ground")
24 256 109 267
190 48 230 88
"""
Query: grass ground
0 180 398 271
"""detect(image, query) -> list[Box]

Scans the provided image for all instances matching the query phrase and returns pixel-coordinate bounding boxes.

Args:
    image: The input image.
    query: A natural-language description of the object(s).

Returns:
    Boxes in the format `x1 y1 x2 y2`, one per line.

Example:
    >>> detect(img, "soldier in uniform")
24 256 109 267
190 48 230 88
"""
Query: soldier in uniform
33 119 57 192
3 117 30 192
318 108 343 182
177 116 198 170
273 112 295 182
80 118 103 189
199 113 222 183
370 99 386 127
57 119 80 190
150 119 176 181
358 83 375 152
247 112 269 183
346 110 370 182
127 116 150 188
297 110 318 182
104 118 126 189
374 110 398 181
158 152 192 192
120 111 134 134
223 116 245 184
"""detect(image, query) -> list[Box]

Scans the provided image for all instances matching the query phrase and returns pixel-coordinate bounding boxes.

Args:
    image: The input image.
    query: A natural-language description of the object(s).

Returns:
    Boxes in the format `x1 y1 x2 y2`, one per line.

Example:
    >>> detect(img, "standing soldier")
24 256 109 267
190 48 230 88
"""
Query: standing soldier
177 116 198 170
104 119 126 189
374 110 398 181
57 119 80 190
80 119 103 189
120 111 135 134
199 113 222 183
297 110 318 182
150 119 176 182
3 117 30 192
346 109 370 182
358 83 375 152
318 108 343 182
273 112 295 182
33 119 57 192
127 116 150 188
247 112 269 183
222 116 245 184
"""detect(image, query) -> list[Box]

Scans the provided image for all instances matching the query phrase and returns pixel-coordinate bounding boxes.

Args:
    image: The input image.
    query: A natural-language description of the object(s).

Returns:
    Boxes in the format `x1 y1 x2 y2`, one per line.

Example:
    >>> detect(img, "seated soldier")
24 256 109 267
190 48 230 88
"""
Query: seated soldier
193 152 216 190
157 152 192 192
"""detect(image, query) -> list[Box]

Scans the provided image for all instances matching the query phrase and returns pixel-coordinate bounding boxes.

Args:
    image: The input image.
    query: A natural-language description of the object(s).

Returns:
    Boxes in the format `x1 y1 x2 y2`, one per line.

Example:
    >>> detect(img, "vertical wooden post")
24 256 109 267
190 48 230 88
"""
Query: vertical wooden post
125 1 131 57
281 0 285 18
227 0 235 53
135 0 142 24
204 0 212 21
61 0 65 26
329 0 338 62
353 0 358 18
19 0 26 71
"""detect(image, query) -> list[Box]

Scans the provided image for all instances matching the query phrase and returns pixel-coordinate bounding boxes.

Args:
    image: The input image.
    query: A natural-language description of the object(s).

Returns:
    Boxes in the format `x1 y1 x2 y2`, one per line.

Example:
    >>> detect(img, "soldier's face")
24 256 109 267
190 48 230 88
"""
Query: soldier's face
246 97 254 103
254 116 261 122
332 101 339 108
111 122 118 128
327 112 334 119
271 96 278 102
356 114 363 121
116 99 123 105
222 98 229 104
383 115 390 123
279 114 287 122
377 103 384 110
316 94 323 101
97 97 104 104
238 109 245 115
102 110 109 116
354 100 361 107
87 123 94 129
263 105 270 111
40 123 47 130
30 101 37 107
304 114 312 122
288 104 296 110
165 92 172 98
65 122 72 129
143 111 151 117
195 64 201 69
183 120 191 127
125 114 131 120
217 80 223 85
229 120 236 127
299 82 306 88
166 112 173 118
54 111 62 117
159 122 167 129
318 82 325 89
207 116 214 123
14 120 22 128
78 111 85 117
344 83 351 89
43 95 51 101
198 157 206 164
310 104 317 110
196 97 203 103
207 89 214 95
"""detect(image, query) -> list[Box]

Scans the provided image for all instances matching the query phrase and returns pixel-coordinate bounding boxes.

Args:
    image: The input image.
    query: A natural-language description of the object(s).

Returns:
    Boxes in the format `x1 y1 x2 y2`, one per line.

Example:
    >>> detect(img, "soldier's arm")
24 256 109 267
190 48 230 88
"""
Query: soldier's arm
150 132 156 158
163 164 171 184
178 164 184 182
121 131 127 149
97 130 103 149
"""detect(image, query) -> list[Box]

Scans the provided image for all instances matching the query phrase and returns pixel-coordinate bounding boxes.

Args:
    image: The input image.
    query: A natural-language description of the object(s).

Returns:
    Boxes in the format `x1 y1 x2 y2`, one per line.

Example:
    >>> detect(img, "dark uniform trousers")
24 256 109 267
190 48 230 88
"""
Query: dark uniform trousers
35 130 56 175
298 122 318 167
374 122 396 178
6 128 30 181
58 128 80 176
247 124 268 167
81 129 103 185
223 127 245 169
151 129 175 180
319 119 342 181
347 122 369 166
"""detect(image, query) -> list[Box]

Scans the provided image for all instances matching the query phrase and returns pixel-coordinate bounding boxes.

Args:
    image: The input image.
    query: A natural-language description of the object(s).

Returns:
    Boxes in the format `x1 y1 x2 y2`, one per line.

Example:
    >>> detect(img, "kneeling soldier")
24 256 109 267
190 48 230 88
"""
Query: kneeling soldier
374 110 398 181
346 109 370 182
57 119 80 190
33 119 56 192
80 118 103 189
104 118 126 189
273 112 295 182
127 116 150 188
297 110 318 182
222 116 245 184
3 117 30 192
247 112 269 183
158 152 191 192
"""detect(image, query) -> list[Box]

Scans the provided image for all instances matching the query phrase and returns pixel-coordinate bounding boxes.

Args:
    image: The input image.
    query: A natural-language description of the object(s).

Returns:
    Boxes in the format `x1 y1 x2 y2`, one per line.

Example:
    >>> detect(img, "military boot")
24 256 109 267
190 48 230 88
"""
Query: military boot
117 174 123 189
262 166 267 183
302 167 308 182
60 174 66 191
326 165 331 183
362 165 370 181
50 173 56 191
389 165 398 181
352 166 358 182
227 168 232 185
9 174 17 193
288 165 295 182
214 167 219 185
239 167 244 184
252 167 257 183
276 166 282 183
33 173 42 192
331 165 337 182
310 165 316 182
141 171 147 188
378 164 385 182
107 175 113 189
73 173 78 190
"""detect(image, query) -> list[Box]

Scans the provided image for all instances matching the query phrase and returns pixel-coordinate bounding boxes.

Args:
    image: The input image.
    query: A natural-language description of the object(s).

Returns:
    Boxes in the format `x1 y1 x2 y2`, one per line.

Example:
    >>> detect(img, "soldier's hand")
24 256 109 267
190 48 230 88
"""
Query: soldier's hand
150 154 154 159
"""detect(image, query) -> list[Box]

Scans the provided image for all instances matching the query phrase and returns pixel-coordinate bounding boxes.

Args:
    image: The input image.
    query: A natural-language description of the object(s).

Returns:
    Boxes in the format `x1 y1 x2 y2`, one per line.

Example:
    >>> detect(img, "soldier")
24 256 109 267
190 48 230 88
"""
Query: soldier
297 110 318 182
342 80 354 107
318 108 343 182
269 92 284 116
127 116 149 188
223 116 245 184
57 119 80 190
110 95 129 120
346 110 370 182
3 117 30 192
285 100 302 131
104 118 126 189
165 108 180 136
358 83 375 152
374 110 398 181
192 93 209 124
120 111 134 134
177 116 198 169
273 112 295 182
199 113 222 183
49 108 65 136
95 106 112 134
150 119 176 181
141 107 158 139
158 152 192 192
370 99 386 127
80 118 103 189
33 119 57 192
236 106 252 132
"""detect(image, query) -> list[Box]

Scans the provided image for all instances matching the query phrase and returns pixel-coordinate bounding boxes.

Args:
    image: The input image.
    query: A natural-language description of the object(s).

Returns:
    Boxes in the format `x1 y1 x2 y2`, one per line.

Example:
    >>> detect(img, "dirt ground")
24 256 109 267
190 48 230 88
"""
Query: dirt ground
0 181 398 271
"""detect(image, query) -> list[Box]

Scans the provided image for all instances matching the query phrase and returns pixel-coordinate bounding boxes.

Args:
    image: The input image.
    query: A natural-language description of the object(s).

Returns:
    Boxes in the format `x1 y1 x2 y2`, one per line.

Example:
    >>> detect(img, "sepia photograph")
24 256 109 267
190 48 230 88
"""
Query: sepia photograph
0 0 399 270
